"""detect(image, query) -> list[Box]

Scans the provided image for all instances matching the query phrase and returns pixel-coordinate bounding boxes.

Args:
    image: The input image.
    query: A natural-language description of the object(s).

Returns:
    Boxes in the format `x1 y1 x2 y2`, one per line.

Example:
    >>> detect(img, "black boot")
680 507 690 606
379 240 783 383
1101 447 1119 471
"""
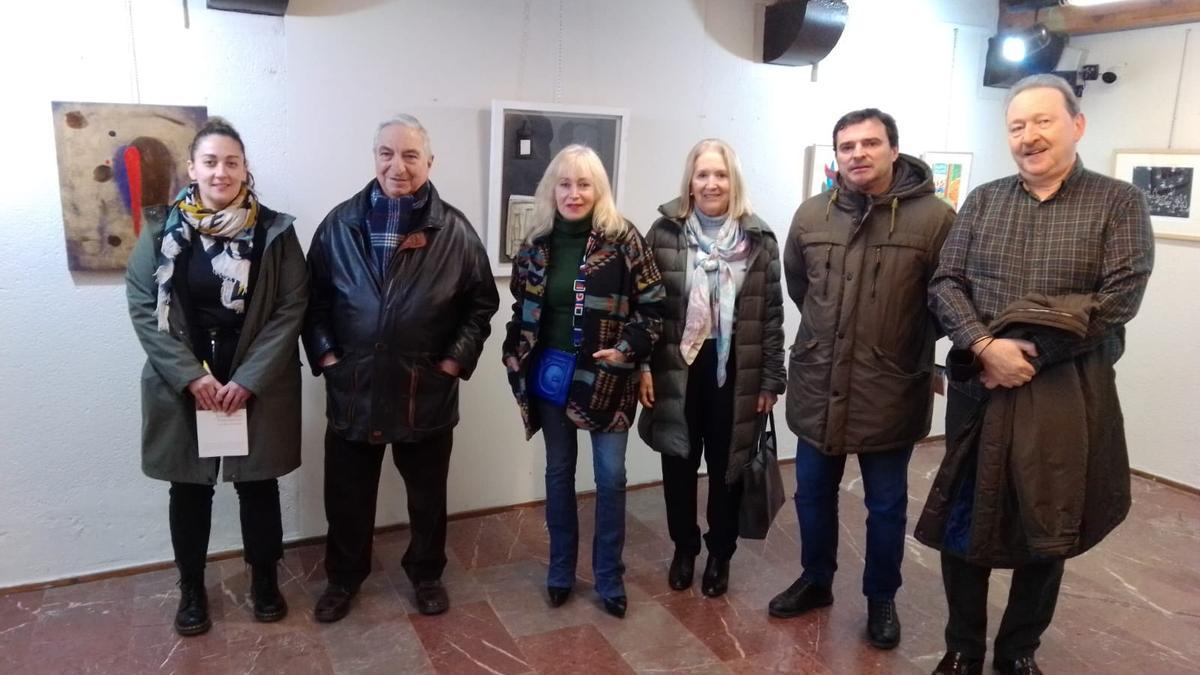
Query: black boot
251 563 288 622
866 598 901 649
175 576 211 636
668 550 696 591
700 557 730 598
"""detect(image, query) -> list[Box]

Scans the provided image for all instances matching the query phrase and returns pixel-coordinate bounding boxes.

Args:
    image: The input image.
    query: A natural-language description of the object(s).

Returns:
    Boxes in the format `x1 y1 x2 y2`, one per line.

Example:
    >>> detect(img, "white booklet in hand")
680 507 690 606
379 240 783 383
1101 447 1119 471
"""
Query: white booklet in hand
196 409 249 457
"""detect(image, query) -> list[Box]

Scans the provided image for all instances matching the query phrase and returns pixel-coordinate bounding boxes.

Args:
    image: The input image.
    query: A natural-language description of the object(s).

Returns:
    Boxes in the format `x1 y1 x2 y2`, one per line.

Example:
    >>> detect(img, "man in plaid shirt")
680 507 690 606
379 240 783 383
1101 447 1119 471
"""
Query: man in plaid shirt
926 75 1154 675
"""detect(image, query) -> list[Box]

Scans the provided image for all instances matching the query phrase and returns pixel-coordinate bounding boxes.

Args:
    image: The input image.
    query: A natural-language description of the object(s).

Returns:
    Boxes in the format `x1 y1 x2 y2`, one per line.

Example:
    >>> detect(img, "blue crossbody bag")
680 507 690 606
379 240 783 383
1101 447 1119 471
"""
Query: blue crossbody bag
529 255 589 406
530 347 576 405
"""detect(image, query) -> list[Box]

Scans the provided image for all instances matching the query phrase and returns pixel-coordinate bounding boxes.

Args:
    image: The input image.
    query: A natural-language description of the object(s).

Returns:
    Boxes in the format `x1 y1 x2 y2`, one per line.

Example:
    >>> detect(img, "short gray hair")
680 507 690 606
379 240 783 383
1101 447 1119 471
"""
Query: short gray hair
373 113 432 156
1004 74 1081 117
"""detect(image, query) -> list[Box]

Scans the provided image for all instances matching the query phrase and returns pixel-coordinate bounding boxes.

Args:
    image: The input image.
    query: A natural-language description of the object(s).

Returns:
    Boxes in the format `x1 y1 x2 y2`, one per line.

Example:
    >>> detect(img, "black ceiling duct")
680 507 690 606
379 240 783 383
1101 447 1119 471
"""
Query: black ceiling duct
763 0 849 67
207 0 288 16
1002 0 1061 10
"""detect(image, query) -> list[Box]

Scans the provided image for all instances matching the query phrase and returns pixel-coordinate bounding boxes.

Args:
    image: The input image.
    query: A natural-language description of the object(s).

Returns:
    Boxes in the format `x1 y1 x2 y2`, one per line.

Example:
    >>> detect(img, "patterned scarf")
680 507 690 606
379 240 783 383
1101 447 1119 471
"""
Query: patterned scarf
679 211 750 387
368 182 429 274
153 183 259 331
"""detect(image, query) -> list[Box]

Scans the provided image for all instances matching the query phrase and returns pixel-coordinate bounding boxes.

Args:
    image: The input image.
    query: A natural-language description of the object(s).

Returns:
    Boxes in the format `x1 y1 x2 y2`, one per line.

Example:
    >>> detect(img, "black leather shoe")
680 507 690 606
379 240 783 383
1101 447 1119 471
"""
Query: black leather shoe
415 579 449 616
668 551 695 591
251 564 288 622
174 578 211 636
768 577 833 618
547 586 571 607
314 583 357 623
866 598 901 649
700 557 730 598
993 655 1042 675
602 595 627 618
932 651 983 675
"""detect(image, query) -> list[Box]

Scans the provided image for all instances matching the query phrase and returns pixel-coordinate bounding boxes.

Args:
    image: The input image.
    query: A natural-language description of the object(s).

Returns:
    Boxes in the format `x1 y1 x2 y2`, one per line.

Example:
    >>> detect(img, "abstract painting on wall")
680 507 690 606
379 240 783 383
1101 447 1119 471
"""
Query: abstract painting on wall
51 101 207 270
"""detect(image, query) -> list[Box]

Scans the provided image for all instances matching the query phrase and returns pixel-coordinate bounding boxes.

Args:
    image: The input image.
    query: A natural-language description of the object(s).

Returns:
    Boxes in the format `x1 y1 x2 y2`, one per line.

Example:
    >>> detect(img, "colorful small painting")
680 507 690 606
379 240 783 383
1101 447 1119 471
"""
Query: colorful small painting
51 101 207 270
806 145 837 200
922 152 973 212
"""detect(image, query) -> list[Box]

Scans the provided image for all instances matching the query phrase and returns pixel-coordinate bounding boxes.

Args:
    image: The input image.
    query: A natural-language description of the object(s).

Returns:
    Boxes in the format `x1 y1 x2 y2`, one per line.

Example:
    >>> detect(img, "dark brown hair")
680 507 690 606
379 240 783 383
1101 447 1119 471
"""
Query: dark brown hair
188 116 253 188
832 108 899 149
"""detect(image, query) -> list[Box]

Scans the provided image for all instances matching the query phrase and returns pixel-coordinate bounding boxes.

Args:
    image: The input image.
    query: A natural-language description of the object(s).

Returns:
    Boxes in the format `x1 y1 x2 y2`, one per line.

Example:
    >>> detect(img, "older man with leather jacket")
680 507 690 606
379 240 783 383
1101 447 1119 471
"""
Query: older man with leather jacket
303 114 499 621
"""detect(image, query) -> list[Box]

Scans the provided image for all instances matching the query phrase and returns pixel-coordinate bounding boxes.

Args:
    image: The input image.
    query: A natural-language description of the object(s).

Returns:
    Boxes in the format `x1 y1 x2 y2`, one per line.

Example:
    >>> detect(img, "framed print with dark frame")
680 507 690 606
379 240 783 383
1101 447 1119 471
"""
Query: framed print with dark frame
487 100 630 276
1113 149 1200 242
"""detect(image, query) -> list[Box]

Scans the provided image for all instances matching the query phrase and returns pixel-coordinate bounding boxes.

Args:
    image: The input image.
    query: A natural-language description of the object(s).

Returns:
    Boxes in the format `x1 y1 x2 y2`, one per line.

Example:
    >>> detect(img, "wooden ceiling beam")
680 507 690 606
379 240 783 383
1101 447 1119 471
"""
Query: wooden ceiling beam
999 0 1200 36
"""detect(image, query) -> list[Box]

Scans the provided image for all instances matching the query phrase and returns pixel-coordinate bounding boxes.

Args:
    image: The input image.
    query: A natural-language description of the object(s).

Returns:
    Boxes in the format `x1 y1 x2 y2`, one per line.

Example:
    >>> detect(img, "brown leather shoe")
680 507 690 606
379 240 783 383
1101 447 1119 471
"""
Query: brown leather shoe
314 583 357 623
415 579 449 615
932 651 983 675
994 655 1042 675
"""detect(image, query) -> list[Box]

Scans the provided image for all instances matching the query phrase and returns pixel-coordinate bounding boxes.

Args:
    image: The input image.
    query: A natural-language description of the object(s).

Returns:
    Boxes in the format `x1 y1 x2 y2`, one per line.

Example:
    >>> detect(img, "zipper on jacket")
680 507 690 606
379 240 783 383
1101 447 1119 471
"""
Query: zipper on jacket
871 246 882 300
822 244 833 297
348 363 358 426
408 367 419 428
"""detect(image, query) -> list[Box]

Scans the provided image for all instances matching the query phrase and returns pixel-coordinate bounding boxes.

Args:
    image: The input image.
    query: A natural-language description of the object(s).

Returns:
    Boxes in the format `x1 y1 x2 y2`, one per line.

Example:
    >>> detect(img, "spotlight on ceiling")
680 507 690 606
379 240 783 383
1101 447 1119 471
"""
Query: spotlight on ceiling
983 23 1069 88
1001 24 1059 63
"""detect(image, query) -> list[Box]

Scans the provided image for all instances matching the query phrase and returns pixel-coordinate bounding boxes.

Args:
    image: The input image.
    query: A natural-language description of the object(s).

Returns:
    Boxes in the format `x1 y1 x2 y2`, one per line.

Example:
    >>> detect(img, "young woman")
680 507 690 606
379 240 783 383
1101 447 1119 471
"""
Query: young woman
126 117 308 636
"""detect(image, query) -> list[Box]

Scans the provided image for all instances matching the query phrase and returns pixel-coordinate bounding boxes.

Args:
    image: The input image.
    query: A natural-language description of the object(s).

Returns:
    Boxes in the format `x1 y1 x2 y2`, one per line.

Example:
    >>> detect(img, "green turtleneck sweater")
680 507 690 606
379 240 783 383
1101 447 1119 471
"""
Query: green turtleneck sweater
541 214 592 351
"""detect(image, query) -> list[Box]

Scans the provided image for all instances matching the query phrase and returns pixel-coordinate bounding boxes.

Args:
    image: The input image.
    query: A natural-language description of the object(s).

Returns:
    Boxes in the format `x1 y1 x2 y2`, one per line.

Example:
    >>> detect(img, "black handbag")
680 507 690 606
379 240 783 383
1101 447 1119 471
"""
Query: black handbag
738 411 786 540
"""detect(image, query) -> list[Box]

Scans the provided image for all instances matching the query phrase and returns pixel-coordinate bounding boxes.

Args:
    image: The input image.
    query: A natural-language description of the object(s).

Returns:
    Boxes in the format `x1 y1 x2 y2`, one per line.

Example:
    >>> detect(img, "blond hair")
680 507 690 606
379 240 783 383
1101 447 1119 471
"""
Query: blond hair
525 144 628 243
674 138 753 220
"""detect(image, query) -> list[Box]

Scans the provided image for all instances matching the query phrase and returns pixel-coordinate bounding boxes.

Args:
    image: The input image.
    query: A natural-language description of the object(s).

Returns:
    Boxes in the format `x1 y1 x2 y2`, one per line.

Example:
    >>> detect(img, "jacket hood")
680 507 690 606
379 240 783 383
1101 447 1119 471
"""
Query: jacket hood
830 153 935 215
656 197 771 235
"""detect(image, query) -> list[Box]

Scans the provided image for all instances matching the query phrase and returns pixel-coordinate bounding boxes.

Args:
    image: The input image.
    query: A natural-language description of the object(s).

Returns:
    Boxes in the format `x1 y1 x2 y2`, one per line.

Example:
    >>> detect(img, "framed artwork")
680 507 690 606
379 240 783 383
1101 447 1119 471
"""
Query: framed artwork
922 151 973 212
1113 149 1200 242
806 145 837 200
50 101 207 270
487 100 630 276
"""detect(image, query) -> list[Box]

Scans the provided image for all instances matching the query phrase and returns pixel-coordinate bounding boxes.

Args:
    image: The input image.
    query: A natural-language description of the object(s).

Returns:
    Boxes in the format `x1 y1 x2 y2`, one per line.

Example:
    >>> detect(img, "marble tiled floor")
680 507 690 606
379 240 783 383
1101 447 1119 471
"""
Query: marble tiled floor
3 440 1199 674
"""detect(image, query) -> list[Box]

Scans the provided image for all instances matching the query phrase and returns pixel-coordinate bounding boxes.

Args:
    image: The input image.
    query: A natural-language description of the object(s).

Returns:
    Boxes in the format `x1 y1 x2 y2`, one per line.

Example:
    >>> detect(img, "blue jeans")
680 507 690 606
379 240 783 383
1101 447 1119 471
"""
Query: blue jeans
534 398 628 599
794 439 913 600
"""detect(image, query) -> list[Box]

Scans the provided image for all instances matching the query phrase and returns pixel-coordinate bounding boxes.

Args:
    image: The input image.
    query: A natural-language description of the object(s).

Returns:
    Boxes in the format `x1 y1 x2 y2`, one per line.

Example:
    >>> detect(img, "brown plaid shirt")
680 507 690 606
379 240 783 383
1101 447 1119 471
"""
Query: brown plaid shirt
930 159 1154 392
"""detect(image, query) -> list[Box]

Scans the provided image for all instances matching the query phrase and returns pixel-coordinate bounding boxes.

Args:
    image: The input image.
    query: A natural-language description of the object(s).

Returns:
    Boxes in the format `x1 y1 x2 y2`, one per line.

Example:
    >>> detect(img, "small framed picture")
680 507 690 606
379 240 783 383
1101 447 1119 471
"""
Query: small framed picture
487 101 630 276
922 151 973 212
806 145 837 200
1113 149 1200 242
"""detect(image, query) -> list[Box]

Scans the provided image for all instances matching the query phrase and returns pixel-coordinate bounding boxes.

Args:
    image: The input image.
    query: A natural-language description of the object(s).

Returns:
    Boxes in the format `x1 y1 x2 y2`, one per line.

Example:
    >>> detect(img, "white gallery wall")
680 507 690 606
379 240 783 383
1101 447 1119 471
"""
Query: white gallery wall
0 0 1193 589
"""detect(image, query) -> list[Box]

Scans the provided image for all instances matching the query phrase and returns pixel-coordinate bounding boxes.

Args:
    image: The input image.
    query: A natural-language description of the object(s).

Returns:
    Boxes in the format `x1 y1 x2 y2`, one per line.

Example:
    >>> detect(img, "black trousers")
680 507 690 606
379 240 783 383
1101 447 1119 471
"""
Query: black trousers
941 552 1064 660
169 479 283 581
323 427 453 589
940 388 1065 660
661 340 742 561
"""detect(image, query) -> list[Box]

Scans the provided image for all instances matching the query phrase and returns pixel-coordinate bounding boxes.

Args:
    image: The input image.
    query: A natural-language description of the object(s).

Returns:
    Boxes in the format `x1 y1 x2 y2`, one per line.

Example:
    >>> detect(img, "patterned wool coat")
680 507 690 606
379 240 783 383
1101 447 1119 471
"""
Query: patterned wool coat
502 221 665 438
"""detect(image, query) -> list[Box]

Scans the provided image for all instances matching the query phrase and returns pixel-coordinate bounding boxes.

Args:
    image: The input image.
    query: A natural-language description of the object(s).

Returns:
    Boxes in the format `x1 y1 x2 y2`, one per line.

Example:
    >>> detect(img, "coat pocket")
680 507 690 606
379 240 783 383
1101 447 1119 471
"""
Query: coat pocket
588 358 636 415
409 361 460 431
322 355 359 432
845 347 932 446
785 339 830 443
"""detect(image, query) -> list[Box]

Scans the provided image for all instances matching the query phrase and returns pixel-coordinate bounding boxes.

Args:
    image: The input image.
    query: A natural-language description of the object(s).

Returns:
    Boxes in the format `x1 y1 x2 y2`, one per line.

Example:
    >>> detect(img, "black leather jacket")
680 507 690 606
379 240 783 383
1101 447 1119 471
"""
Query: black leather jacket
303 180 499 443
